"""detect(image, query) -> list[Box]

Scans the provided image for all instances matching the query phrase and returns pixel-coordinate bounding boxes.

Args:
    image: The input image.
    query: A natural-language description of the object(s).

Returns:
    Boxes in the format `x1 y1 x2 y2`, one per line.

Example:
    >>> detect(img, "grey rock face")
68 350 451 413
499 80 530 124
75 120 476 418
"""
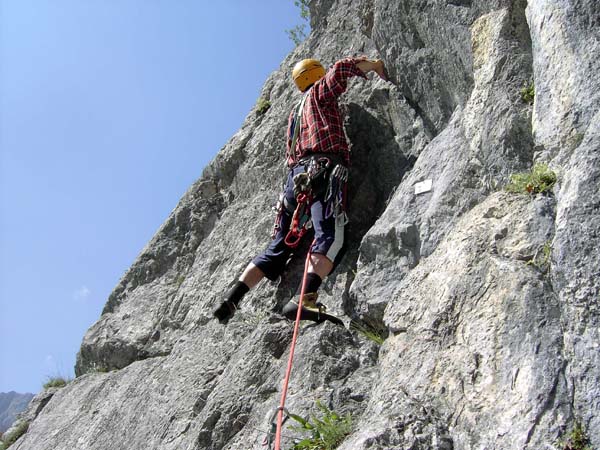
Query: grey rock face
352 1 535 312
527 0 600 164
343 193 569 449
528 0 600 439
12 0 600 449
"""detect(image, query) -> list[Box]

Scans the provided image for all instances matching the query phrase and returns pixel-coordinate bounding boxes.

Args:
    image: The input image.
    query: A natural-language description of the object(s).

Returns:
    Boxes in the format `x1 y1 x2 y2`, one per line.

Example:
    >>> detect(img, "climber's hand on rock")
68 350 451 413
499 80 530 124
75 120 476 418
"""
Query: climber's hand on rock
356 58 387 81
372 59 387 80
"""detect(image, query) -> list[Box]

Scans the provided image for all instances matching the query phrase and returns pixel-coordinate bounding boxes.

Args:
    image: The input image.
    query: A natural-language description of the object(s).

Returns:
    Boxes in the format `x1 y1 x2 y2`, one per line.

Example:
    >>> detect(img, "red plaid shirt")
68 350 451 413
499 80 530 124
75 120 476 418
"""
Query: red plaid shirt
286 58 366 167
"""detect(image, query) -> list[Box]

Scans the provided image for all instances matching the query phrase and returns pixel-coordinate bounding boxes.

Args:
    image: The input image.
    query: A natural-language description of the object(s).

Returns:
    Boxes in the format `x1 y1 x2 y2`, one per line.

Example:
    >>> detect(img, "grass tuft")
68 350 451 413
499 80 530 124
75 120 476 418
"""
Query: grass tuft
43 376 71 390
505 163 557 195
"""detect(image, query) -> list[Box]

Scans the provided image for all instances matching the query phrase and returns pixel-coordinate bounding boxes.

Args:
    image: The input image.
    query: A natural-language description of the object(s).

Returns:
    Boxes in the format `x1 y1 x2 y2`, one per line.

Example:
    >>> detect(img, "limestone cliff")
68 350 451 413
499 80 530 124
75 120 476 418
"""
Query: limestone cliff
10 0 599 449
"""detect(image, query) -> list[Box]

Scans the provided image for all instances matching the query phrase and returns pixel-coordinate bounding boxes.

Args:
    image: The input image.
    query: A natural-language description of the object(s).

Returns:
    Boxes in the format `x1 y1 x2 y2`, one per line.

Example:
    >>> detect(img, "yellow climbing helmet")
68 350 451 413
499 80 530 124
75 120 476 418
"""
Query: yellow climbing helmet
292 59 326 92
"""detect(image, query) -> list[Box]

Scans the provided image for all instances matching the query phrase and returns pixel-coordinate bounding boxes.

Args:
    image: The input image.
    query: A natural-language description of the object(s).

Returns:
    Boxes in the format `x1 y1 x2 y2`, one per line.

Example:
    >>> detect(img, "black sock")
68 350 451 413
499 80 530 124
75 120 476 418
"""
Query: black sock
226 281 250 306
300 272 322 294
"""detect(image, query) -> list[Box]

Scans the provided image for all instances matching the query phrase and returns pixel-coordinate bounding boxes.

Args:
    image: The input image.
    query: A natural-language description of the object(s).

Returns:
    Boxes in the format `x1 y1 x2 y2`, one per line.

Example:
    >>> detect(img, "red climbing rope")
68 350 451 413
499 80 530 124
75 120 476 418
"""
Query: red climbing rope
273 247 313 450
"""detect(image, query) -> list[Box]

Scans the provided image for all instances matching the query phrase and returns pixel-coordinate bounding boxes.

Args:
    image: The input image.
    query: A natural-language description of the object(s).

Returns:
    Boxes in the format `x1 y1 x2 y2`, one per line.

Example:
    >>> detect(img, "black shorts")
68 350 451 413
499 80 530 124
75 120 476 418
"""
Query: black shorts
252 164 346 281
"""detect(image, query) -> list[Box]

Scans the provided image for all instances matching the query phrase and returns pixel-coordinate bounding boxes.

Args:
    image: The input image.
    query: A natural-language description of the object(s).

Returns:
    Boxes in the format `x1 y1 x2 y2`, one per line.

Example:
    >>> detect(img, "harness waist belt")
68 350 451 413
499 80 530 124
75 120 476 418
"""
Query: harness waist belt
296 152 346 167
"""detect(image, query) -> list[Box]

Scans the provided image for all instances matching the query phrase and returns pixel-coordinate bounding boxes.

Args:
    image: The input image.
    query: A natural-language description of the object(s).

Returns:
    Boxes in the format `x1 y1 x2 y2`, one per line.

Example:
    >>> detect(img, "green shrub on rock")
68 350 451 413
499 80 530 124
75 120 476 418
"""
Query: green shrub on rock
288 400 352 450
558 421 592 450
350 318 386 345
505 163 557 195
520 81 535 104
256 97 272 115
0 421 29 449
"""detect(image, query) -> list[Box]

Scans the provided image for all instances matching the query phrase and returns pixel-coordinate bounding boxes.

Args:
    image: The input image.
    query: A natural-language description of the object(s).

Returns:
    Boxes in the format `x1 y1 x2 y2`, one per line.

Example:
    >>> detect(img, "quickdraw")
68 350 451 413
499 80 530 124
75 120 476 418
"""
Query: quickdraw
263 406 290 449
324 164 348 222
283 192 312 248
271 192 286 240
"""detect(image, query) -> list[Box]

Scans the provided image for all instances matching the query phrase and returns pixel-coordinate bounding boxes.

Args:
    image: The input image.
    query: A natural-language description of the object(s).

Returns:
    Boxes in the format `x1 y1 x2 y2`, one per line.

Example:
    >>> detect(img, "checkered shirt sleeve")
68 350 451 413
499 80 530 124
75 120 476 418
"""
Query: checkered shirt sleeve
286 58 367 166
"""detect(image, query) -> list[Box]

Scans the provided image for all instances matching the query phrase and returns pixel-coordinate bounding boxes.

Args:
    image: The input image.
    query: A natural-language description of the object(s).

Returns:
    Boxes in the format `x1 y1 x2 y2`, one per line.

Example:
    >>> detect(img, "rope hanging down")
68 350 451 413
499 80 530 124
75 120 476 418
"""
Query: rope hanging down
270 248 313 450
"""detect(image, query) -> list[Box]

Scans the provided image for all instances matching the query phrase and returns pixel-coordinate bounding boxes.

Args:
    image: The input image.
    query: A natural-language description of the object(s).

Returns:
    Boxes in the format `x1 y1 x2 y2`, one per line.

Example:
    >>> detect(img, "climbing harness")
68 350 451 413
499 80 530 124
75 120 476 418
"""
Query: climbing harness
276 155 348 247
270 248 313 450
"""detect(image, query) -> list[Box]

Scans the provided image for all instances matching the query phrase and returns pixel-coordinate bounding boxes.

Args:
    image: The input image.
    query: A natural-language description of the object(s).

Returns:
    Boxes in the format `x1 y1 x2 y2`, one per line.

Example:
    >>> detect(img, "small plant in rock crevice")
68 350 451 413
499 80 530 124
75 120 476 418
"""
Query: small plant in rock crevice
505 163 557 195
175 275 186 288
350 318 387 345
558 421 592 450
256 97 272 115
520 81 535 104
569 132 585 149
287 400 353 450
527 240 553 273
541 241 552 267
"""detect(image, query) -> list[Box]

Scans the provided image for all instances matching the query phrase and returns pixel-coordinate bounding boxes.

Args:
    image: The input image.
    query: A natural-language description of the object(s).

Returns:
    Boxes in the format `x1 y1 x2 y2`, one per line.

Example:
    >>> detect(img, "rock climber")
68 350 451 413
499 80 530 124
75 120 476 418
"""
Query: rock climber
214 56 386 324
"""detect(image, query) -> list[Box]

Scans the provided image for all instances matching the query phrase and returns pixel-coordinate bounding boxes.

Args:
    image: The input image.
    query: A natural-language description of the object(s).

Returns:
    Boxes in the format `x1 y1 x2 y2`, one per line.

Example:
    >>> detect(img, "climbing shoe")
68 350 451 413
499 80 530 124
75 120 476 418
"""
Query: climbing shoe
213 300 237 324
282 293 344 326
214 281 249 324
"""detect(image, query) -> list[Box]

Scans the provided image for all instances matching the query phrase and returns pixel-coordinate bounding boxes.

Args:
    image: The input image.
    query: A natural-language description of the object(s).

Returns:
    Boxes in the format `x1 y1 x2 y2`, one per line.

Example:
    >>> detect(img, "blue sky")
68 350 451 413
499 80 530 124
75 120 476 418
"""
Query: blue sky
0 0 305 394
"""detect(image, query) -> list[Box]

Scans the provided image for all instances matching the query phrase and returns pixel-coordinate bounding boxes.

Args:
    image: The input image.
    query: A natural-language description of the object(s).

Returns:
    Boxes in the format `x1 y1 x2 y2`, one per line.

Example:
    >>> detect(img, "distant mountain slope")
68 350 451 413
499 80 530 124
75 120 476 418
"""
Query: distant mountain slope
0 392 34 433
